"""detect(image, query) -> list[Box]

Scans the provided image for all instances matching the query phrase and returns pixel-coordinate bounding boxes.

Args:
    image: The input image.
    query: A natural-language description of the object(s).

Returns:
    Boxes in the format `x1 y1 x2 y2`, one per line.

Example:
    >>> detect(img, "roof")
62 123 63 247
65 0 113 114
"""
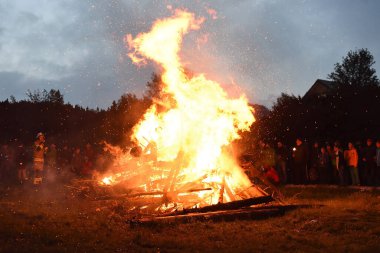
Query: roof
303 79 336 100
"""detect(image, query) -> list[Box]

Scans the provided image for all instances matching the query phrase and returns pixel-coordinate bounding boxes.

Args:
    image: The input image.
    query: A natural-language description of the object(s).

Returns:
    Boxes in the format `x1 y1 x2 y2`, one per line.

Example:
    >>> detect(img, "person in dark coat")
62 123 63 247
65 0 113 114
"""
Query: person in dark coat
16 142 28 184
309 142 320 183
275 141 288 184
318 146 330 184
333 145 345 185
292 138 309 184
376 140 380 185
361 138 376 186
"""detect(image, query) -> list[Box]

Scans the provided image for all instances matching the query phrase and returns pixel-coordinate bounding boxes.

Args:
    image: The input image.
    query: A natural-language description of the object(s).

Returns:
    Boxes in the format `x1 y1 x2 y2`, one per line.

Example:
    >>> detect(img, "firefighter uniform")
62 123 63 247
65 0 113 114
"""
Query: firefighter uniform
33 133 46 185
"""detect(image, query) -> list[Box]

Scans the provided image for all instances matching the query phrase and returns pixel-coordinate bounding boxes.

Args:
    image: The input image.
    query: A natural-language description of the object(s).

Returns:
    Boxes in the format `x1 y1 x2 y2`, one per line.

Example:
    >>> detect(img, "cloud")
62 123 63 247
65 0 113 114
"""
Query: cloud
0 0 379 108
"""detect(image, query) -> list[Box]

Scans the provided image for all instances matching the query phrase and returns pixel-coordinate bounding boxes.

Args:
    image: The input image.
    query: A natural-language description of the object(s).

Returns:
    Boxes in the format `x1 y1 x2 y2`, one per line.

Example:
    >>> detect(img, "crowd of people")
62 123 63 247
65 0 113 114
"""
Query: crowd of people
248 138 380 186
0 133 113 185
1 132 380 188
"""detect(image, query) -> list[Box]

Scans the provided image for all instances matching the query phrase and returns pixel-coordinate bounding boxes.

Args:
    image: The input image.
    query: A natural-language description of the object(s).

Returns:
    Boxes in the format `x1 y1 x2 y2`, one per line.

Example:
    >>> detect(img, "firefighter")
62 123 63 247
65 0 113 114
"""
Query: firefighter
33 132 47 185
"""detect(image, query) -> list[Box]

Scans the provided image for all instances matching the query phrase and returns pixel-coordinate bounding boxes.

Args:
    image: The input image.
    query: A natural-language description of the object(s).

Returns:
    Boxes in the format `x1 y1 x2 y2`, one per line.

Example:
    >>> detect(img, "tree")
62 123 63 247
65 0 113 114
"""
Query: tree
9 95 16 103
328 48 379 87
26 89 47 103
144 73 163 100
26 89 64 104
48 89 64 104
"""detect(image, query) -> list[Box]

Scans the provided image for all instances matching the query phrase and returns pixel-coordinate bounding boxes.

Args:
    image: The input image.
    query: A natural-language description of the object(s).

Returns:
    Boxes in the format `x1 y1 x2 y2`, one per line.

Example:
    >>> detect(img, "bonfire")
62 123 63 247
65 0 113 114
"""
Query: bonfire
97 9 276 214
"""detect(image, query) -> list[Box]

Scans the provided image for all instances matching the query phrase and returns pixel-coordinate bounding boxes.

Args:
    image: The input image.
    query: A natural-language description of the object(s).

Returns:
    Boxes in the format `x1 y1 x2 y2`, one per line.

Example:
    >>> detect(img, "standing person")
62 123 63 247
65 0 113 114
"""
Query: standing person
361 138 377 186
326 144 335 184
275 141 288 184
376 140 380 186
309 142 320 184
318 146 330 184
16 142 28 184
333 145 345 185
33 133 47 185
344 142 360 186
292 138 309 184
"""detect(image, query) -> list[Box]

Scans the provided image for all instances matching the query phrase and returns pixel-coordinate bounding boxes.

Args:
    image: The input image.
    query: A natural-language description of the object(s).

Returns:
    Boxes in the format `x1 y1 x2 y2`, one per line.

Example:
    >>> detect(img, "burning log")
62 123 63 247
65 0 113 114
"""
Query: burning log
165 195 273 215
130 200 281 227
218 175 225 203
127 187 212 198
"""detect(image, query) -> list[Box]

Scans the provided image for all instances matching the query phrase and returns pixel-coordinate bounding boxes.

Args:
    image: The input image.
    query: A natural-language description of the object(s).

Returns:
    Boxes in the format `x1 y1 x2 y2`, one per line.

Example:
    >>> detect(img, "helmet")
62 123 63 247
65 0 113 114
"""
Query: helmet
36 132 45 139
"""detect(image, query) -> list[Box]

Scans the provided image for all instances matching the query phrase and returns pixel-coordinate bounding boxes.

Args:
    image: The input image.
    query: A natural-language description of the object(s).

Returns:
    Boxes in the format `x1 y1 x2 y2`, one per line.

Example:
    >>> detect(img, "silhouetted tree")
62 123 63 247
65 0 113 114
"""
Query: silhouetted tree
9 95 16 103
328 48 379 87
48 89 64 104
144 73 163 100
26 89 47 103
26 89 64 104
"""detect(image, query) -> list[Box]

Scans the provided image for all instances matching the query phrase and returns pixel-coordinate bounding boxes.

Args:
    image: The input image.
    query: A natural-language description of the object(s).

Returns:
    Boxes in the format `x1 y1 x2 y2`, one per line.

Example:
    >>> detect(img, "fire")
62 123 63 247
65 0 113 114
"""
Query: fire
101 9 260 211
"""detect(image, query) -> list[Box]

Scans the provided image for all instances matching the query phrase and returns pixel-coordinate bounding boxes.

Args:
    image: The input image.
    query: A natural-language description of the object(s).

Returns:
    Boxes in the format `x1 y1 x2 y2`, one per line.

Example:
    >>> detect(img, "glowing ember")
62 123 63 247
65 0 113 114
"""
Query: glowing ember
101 9 261 211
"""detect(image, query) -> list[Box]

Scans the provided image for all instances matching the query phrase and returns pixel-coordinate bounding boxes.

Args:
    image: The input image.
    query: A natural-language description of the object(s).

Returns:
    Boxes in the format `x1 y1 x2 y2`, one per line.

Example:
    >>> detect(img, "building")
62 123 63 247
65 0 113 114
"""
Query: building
303 79 335 100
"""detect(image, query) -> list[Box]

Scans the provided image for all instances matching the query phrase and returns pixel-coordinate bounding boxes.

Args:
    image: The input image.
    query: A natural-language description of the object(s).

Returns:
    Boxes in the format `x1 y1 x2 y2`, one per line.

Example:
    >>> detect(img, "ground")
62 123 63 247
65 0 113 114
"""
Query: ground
0 181 379 253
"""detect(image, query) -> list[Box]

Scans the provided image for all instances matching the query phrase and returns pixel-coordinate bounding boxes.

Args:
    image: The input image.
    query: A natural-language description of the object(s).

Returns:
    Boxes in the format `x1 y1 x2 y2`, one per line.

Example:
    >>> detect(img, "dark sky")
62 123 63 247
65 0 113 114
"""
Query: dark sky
1 0 379 108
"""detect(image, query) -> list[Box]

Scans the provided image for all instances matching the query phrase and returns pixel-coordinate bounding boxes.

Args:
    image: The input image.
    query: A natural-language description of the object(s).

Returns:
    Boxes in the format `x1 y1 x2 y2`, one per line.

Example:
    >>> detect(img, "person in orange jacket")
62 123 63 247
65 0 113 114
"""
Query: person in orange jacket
344 142 359 185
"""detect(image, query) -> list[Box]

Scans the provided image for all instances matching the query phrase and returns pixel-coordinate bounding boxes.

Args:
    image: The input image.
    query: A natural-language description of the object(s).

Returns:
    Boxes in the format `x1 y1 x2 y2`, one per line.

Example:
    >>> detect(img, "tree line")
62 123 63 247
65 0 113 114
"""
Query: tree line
1 49 380 150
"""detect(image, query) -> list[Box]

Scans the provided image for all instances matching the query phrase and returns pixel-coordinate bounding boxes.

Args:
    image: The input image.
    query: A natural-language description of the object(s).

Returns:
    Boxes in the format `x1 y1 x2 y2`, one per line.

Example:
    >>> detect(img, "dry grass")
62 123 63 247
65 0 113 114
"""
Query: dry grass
0 183 379 253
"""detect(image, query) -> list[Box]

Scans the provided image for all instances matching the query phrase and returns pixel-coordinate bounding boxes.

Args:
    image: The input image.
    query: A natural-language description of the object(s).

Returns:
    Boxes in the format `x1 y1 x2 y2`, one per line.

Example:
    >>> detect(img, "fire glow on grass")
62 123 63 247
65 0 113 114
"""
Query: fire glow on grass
101 9 261 211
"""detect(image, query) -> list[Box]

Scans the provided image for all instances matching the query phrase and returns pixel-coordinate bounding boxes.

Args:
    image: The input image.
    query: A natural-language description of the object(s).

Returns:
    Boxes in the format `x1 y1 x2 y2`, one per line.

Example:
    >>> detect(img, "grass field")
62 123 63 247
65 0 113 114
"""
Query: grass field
0 182 379 253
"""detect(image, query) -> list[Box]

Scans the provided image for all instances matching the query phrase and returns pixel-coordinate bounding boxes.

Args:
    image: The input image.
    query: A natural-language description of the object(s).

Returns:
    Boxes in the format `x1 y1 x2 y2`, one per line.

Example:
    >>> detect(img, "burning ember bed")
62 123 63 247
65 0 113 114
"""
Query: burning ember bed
71 9 283 221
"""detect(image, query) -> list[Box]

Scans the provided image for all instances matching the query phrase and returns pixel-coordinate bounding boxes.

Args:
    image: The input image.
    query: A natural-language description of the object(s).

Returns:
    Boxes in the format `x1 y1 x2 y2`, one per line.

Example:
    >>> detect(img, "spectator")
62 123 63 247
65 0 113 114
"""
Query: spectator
275 141 288 184
309 142 320 183
361 138 377 185
344 142 360 186
318 146 330 184
326 143 335 184
16 142 28 184
292 138 309 184
332 145 345 185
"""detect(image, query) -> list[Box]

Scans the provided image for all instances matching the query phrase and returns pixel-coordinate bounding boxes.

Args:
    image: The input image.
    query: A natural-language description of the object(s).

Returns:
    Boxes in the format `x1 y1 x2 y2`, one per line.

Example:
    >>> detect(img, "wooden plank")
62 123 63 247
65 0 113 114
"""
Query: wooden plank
160 195 273 216
130 206 284 227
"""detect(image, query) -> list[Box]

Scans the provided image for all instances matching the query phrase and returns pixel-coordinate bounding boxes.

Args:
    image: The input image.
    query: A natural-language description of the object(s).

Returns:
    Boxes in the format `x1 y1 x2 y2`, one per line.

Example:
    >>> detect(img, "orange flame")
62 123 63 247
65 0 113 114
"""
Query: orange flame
101 9 258 209
128 9 254 201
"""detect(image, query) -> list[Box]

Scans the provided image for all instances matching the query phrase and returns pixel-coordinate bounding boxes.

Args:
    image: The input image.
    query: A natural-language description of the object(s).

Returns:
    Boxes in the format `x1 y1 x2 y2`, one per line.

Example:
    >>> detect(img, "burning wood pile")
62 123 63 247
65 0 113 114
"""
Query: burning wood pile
69 9 281 217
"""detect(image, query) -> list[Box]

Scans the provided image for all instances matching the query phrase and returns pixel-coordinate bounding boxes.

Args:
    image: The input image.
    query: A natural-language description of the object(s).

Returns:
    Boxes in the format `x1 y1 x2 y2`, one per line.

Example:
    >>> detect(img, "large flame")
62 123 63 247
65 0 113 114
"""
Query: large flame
102 9 257 210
